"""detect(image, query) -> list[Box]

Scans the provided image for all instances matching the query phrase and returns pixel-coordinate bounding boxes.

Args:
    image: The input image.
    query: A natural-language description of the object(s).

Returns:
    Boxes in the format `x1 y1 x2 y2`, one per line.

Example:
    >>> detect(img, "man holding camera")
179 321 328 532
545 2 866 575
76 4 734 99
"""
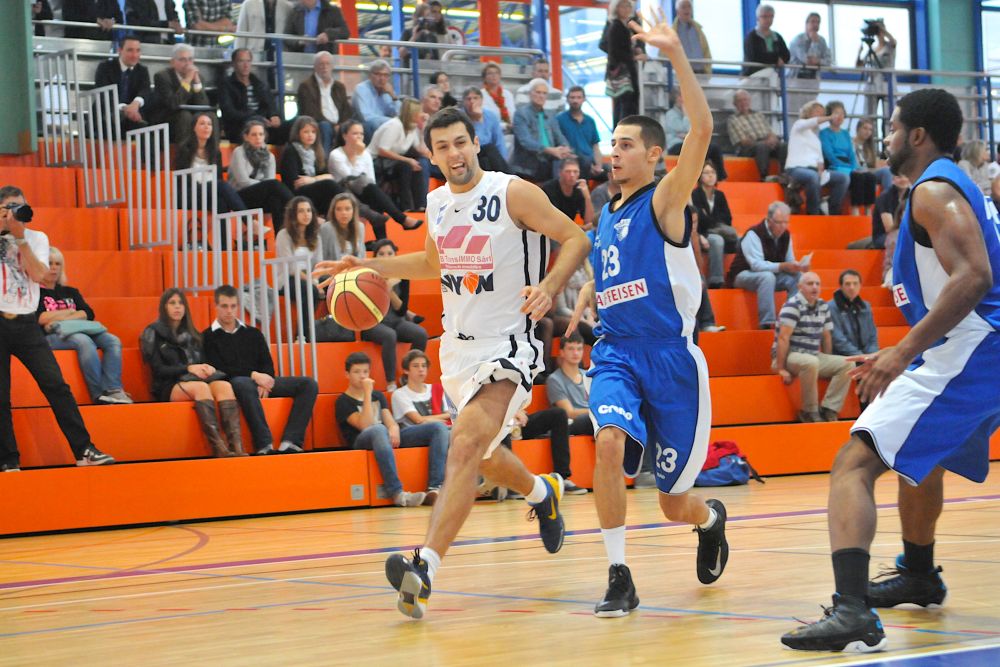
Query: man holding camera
0 186 115 472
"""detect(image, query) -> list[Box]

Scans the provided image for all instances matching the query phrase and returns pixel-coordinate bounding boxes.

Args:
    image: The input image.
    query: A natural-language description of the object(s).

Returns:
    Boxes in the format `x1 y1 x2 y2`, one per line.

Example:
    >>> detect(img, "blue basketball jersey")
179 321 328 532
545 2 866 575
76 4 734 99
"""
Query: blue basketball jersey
893 157 1000 334
590 183 701 339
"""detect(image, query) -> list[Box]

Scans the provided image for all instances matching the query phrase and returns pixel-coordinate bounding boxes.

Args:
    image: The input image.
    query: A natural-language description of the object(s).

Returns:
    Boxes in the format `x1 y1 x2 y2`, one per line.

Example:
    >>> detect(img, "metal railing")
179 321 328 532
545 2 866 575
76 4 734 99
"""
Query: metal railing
260 256 318 382
35 49 81 167
126 123 172 251
173 165 219 293
217 209 269 325
77 84 126 207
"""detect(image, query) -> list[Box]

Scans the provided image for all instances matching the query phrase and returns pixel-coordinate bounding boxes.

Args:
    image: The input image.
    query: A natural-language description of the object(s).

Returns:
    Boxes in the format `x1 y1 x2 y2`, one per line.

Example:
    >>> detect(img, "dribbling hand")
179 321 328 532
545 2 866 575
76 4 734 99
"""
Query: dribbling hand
565 280 595 337
312 256 365 290
847 346 910 403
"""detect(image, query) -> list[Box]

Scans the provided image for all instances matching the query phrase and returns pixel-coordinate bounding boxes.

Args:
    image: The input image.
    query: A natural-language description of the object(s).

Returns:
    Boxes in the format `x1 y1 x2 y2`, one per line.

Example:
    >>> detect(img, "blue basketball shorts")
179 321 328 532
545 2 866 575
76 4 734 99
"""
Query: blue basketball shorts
587 336 711 494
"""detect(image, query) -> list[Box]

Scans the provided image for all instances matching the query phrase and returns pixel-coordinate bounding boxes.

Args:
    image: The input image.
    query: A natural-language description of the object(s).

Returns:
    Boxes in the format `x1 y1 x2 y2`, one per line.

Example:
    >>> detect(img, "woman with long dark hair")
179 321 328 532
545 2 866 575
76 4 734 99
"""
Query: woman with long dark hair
600 0 641 127
140 288 245 457
175 112 246 214
279 115 346 217
275 196 325 340
228 118 295 230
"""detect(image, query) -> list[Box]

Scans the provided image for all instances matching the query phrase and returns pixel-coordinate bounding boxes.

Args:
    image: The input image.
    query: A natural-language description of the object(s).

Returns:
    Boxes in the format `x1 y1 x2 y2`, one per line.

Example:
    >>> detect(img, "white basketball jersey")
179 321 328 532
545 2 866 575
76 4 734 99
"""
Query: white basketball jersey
427 171 546 340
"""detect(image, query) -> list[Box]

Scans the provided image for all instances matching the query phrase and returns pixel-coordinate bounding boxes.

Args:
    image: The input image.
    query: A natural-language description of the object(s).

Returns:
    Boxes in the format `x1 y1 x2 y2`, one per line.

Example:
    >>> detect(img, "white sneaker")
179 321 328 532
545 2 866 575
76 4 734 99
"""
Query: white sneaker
386 382 398 392
278 441 304 453
700 325 726 333
104 389 134 404
393 491 427 507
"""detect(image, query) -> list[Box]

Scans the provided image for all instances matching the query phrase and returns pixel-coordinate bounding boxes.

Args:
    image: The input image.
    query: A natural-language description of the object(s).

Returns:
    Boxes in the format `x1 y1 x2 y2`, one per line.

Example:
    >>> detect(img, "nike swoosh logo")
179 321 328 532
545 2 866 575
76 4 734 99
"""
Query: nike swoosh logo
454 209 461 213
707 551 723 577
548 497 557 520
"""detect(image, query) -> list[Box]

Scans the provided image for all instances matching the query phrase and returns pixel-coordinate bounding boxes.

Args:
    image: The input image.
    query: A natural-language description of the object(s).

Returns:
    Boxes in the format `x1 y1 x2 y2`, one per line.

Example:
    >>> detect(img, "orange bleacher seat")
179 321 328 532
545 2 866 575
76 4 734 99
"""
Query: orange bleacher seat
707 289 760 330
877 326 909 347
5 166 80 208
872 307 907 326
312 341 387 393
710 375 860 426
61 250 165 298
311 394 345 449
385 216 429 254
709 421 852 476
809 249 883 283
367 447 433 506
700 330 775 376
717 181 784 205
33 208 121 251
85 296 214 350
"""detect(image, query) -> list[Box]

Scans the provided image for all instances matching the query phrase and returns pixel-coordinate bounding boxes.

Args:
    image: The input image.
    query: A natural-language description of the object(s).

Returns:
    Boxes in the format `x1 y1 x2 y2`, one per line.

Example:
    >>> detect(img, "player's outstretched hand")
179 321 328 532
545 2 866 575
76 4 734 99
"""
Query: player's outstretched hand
565 280 595 337
520 285 554 322
629 8 682 56
847 346 909 403
311 257 365 290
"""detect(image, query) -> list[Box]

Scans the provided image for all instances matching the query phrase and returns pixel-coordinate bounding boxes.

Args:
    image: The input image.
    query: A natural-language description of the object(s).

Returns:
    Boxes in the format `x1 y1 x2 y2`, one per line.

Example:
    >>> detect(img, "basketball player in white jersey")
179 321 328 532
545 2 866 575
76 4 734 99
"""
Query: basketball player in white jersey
314 108 590 619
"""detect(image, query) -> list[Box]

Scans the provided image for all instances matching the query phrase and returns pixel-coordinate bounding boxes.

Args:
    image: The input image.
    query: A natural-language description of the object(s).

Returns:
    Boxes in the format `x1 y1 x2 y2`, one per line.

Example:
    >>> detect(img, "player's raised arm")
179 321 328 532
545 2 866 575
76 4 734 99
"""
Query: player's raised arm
506 179 592 321
632 9 713 244
312 230 442 288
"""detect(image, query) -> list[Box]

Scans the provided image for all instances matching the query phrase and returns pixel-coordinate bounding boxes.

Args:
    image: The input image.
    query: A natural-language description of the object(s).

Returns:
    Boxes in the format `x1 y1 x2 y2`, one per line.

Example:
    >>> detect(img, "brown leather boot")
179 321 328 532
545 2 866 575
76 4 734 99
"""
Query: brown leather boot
194 400 233 457
218 400 248 456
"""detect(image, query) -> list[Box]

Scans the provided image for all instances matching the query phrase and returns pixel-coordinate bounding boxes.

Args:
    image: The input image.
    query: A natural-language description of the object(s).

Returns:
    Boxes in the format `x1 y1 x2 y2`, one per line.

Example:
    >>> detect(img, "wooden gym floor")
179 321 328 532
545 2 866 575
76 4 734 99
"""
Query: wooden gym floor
3 466 1000 666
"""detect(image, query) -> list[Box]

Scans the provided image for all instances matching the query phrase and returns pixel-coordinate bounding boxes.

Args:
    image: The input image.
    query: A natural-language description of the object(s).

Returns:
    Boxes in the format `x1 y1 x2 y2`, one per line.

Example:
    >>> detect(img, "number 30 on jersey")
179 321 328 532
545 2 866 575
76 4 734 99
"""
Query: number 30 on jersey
601 244 621 281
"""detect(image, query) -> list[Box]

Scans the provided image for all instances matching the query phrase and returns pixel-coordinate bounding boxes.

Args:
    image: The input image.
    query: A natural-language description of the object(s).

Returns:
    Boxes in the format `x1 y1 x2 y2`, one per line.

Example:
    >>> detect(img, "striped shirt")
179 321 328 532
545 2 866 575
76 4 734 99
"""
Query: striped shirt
727 111 773 147
772 293 832 357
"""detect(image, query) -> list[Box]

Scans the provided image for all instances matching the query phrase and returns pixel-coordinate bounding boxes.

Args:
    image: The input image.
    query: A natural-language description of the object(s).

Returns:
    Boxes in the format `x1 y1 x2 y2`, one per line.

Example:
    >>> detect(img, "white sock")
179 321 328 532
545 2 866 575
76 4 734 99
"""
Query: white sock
419 547 442 583
698 508 718 531
601 526 627 566
524 475 548 504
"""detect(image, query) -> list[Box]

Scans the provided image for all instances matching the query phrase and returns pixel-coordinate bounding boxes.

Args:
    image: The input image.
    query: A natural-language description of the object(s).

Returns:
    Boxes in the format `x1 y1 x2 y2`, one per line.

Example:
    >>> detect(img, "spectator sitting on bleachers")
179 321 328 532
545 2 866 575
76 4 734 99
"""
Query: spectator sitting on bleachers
329 120 423 237
429 71 458 108
848 173 909 249
664 88 727 180
140 288 245 457
221 48 289 145
295 51 351 154
785 100 848 215
728 201 806 329
672 0 711 74
318 192 364 263
515 58 566 113
369 98 430 213
555 86 606 181
788 11 831 80
63 0 122 40
182 0 235 46
553 262 596 345
688 206 726 336
691 161 737 288
541 158 593 227
228 118 295 229
512 79 573 182
852 117 893 193
0 185 115 471
32 0 53 37
275 196 325 340
390 349 450 504
149 44 209 145
175 112 248 217
37 247 131 405
829 269 878 358
509 402 587 496
352 60 400 140
742 3 789 76
235 0 293 53
460 87 513 174
958 140 998 198
819 101 876 213
546 331 593 437
286 0 349 53
202 284 318 456
94 36 150 133
480 62 516 132
279 115 346 216
336 351 429 507
421 85 443 118
125 0 182 44
772 272 852 423
728 89 787 182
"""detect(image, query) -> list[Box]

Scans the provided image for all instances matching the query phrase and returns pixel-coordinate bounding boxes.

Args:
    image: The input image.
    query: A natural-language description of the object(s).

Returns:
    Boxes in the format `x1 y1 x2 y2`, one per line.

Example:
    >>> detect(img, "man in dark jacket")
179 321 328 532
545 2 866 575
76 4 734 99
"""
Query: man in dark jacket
94 36 152 132
829 269 879 357
202 285 318 456
220 48 289 144
295 51 353 153
62 0 122 40
125 0 182 44
149 43 210 144
742 4 790 76
286 0 349 53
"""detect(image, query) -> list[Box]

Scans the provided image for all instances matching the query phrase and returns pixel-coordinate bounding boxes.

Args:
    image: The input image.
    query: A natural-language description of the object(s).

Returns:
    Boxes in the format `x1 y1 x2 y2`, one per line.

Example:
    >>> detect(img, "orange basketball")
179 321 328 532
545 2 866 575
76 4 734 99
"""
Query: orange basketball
328 267 391 331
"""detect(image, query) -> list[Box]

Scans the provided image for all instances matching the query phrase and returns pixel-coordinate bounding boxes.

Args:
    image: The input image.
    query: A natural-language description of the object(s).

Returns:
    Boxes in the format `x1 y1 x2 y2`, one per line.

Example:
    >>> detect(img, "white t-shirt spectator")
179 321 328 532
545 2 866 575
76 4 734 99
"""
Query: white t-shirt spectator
329 147 377 182
391 384 434 427
785 117 828 175
0 230 49 314
368 118 421 158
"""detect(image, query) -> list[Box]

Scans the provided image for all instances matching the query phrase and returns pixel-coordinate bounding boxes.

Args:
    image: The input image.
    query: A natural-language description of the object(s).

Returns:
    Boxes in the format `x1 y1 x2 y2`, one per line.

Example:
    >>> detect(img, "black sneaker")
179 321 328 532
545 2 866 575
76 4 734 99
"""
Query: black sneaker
1 462 20 472
594 564 640 617
75 445 115 467
695 499 729 584
869 555 947 608
781 594 887 653
385 550 432 619
527 473 565 554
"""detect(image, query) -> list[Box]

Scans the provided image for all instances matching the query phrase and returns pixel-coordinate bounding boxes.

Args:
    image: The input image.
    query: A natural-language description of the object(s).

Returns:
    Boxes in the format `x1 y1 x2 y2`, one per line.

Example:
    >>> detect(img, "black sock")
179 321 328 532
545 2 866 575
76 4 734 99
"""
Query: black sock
832 548 870 602
902 540 935 573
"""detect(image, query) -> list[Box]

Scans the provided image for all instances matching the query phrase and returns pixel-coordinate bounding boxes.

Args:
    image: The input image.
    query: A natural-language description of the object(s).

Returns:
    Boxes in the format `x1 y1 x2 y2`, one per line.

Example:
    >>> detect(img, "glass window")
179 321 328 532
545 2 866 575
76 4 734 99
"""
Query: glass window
769 1 832 52
832 4 911 70
696 0 743 66
559 5 615 141
984 10 1000 73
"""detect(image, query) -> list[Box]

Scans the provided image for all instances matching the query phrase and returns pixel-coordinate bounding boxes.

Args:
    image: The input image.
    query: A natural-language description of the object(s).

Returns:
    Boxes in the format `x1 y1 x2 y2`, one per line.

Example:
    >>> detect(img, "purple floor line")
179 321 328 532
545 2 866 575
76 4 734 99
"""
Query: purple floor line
3 492 999 592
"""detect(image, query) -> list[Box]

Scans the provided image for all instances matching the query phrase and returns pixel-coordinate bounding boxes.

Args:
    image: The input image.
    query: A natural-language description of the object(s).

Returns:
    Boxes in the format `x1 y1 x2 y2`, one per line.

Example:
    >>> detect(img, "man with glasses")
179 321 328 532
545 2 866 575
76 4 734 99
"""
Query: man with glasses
150 43 210 144
0 187 115 472
351 60 400 140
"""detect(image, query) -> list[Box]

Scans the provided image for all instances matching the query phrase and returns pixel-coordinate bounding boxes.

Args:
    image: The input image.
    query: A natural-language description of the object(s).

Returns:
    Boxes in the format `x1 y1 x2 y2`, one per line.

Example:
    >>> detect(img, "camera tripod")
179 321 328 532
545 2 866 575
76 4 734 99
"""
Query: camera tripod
850 37 889 138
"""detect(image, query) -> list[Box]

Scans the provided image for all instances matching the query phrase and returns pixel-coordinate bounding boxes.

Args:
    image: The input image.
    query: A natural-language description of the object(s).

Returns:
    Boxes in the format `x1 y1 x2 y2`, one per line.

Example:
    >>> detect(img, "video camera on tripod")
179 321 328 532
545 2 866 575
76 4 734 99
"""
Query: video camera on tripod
861 18 884 44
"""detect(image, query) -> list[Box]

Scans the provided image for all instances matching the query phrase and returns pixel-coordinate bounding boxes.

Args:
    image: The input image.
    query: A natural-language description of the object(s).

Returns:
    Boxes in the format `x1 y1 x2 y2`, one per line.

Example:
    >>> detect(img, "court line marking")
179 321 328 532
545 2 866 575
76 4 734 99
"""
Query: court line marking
3 493 998 592
748 639 1000 667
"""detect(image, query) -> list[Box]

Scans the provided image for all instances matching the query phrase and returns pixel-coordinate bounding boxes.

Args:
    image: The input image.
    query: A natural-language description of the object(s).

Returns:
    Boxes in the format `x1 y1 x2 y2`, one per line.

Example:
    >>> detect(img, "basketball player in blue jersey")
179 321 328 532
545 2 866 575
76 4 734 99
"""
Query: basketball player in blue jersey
314 108 590 620
782 89 1000 652
567 10 730 617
